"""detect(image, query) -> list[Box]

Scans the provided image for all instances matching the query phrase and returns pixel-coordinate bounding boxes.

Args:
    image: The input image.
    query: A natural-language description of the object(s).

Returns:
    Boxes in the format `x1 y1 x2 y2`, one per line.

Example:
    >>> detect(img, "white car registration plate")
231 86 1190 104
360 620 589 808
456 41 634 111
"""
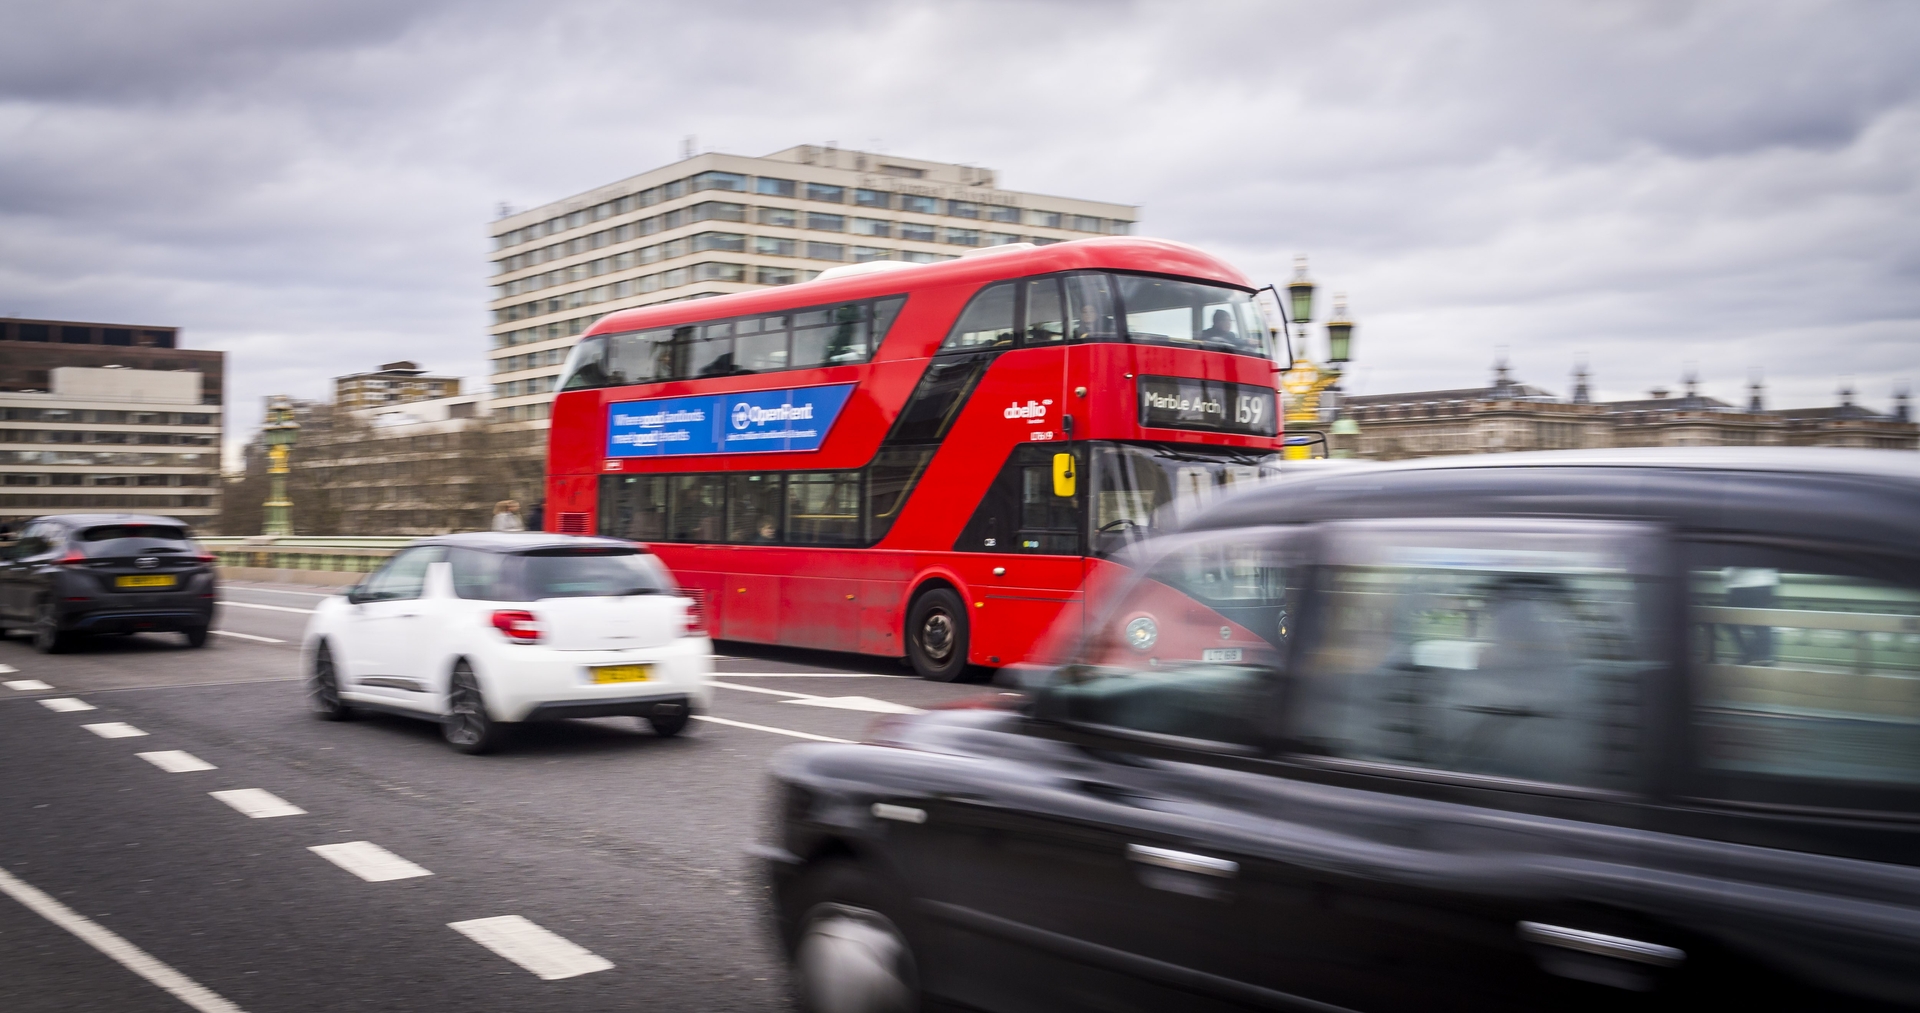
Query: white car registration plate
1202 648 1243 663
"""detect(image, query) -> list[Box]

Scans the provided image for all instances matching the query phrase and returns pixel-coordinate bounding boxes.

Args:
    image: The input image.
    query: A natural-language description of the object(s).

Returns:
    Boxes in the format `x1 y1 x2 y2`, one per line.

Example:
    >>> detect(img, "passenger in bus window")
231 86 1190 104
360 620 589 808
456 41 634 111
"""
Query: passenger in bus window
1066 273 1117 340
1200 308 1238 344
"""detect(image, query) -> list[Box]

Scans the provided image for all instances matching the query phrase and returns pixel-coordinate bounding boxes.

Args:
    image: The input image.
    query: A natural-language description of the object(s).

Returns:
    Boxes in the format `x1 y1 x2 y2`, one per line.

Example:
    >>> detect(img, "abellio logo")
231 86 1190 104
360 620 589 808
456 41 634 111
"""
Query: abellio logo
1004 399 1052 422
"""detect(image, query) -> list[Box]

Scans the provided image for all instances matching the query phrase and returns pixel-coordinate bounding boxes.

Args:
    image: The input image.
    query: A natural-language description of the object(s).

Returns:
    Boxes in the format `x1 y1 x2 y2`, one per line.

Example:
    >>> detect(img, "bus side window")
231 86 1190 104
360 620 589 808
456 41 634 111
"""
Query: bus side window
1024 277 1065 345
1066 273 1118 341
940 282 1017 352
788 472 862 545
670 474 725 542
728 474 786 543
609 328 675 385
736 314 789 373
600 475 667 540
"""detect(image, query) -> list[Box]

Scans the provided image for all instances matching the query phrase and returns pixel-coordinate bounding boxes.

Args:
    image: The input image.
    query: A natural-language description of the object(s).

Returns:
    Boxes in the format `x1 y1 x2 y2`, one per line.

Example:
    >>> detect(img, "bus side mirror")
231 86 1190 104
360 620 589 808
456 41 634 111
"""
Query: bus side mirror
1052 453 1076 498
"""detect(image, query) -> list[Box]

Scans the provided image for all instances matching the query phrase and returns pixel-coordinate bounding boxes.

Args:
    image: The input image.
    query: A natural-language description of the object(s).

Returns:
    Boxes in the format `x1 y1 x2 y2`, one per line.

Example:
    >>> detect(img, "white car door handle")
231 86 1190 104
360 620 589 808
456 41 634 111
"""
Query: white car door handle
1518 922 1685 966
1127 844 1238 878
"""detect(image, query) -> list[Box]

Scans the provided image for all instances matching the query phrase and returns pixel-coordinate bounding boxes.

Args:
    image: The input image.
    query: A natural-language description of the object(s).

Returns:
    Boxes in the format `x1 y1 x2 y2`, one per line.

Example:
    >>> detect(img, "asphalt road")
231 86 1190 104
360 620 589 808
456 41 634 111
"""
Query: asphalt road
0 582 998 1012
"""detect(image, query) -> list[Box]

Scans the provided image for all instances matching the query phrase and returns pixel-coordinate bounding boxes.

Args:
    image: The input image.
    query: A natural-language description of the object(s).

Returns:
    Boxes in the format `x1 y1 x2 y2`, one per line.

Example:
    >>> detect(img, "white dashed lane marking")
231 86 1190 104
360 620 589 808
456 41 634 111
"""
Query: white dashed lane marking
209 789 305 818
6 678 51 691
211 630 286 644
0 664 17 674
39 697 94 712
137 750 217 773
217 601 315 615
693 715 853 743
82 722 147 739
0 866 247 1013
450 916 613 981
309 841 433 883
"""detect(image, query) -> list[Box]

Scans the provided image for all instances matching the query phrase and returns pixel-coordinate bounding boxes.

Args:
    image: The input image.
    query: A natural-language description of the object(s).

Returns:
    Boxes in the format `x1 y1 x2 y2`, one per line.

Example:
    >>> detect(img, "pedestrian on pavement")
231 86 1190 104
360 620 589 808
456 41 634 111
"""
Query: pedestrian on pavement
526 498 546 532
491 500 525 532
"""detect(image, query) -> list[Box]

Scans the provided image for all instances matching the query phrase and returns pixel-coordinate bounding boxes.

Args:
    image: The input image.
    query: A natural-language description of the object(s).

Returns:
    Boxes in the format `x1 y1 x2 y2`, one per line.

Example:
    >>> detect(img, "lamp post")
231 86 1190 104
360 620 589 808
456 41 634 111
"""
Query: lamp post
262 395 300 536
1279 257 1360 459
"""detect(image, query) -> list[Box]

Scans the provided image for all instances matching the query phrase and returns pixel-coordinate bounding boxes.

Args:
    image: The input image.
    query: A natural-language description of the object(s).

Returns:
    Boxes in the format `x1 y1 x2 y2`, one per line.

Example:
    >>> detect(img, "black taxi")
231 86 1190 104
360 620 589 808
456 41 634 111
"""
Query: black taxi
757 448 1920 1012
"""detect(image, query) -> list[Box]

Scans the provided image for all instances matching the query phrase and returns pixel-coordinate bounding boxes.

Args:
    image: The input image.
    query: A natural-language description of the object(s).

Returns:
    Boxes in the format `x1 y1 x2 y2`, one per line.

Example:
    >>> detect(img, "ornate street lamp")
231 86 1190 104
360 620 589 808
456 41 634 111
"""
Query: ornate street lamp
1326 293 1355 364
1279 263 1361 460
1286 255 1316 334
262 395 300 536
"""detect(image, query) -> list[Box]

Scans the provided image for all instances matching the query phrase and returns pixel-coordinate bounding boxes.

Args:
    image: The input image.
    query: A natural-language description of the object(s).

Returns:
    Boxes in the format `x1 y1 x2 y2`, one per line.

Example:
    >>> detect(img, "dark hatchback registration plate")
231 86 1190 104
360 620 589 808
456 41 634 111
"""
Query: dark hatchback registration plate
115 574 177 589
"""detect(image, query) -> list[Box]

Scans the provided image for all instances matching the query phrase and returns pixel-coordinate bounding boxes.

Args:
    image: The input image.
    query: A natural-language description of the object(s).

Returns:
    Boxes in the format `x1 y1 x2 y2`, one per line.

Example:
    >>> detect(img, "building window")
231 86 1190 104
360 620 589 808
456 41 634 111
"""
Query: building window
60 326 91 344
853 189 891 209
900 222 936 242
901 195 938 215
755 177 796 197
694 263 748 282
901 251 946 264
985 233 1021 246
757 266 798 285
806 242 846 262
693 171 747 192
754 236 796 257
988 206 1020 224
1029 210 1062 228
19 324 48 341
807 212 845 232
806 183 845 203
759 207 797 228
948 200 980 219
851 218 891 238
945 228 981 246
692 231 746 253
1070 215 1104 232
852 247 890 263
691 201 747 223
879 164 925 179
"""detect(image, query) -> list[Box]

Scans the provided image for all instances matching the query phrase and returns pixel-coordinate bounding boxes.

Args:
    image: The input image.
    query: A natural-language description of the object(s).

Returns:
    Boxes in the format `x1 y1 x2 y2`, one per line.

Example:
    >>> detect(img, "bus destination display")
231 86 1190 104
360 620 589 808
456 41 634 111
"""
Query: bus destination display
1137 375 1277 437
607 383 856 457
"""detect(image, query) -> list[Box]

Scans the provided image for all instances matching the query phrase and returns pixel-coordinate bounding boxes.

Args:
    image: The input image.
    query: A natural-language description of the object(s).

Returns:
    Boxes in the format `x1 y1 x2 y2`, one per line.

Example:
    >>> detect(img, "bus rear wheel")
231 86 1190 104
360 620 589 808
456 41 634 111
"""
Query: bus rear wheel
906 587 969 682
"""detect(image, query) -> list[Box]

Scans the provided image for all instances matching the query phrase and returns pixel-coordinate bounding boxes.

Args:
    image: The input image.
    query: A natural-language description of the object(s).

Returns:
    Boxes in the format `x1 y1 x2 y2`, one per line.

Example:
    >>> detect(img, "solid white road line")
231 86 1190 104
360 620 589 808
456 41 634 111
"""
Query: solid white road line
693 714 854 743
712 671 912 678
0 866 247 1013
39 697 95 712
309 841 432 883
784 695 924 715
216 601 314 614
6 678 53 691
137 750 217 773
82 722 147 739
450 915 613 981
709 681 816 699
209 788 305 818
226 586 332 597
211 630 286 644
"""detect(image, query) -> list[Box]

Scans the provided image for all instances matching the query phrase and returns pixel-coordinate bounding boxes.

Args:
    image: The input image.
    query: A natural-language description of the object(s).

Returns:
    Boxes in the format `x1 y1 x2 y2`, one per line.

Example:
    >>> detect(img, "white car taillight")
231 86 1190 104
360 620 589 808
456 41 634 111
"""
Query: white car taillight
490 609 542 643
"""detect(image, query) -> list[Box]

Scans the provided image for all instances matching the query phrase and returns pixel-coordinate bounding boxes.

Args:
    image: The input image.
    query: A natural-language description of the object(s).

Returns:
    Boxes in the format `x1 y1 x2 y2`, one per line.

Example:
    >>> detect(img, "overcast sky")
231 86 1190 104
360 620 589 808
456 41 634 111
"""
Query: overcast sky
3 0 1917 458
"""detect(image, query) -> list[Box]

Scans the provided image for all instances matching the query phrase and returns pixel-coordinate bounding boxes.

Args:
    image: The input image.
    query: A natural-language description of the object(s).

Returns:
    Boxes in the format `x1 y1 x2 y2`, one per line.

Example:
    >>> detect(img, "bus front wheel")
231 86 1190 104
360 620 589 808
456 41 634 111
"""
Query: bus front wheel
906 588 969 682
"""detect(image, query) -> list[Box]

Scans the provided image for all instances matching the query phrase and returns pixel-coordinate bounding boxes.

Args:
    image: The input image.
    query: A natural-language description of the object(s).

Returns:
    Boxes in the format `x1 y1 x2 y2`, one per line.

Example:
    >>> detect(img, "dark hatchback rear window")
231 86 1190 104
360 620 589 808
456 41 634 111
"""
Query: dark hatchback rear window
447 545 673 601
81 524 187 542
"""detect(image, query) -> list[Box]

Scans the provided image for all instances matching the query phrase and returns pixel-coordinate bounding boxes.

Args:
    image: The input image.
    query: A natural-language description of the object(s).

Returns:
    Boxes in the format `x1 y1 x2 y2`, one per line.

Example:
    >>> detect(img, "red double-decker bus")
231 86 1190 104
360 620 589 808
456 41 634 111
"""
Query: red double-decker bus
545 237 1284 679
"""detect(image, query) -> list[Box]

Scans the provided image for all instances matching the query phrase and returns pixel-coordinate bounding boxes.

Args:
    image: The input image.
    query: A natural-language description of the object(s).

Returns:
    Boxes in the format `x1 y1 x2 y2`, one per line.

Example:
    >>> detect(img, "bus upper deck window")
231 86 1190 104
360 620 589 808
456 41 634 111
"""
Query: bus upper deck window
941 282 1017 352
558 335 610 391
1024 278 1065 345
1066 274 1118 341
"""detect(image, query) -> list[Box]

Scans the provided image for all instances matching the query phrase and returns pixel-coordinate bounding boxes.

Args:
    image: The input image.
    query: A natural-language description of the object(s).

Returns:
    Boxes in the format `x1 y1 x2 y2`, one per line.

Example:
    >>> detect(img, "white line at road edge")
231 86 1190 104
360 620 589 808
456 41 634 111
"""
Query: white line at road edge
6 678 52 691
226 586 333 597
137 750 217 773
0 865 247 1013
450 915 613 980
309 841 432 883
82 722 147 739
209 788 305 818
709 681 816 699
693 714 854 744
217 600 315 614
212 630 286 644
712 670 911 678
711 681 924 715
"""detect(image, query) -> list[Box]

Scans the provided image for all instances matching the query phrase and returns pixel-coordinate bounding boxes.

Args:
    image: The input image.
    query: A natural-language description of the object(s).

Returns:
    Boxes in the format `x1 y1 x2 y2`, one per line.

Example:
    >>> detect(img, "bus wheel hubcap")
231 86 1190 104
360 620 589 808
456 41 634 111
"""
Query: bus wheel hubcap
921 613 954 661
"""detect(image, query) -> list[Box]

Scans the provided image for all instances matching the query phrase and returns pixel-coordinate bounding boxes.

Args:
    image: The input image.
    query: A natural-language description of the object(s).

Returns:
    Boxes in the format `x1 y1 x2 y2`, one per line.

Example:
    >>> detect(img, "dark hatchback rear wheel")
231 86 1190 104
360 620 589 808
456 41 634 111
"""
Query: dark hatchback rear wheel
905 588 969 682
182 626 210 648
32 601 74 655
789 861 921 1013
444 661 509 754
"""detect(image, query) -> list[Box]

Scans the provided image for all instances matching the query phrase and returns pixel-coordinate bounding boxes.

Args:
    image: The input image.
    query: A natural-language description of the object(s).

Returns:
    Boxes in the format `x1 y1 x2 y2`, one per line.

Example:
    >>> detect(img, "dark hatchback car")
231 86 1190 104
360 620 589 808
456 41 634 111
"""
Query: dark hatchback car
0 514 216 653
758 449 1920 1013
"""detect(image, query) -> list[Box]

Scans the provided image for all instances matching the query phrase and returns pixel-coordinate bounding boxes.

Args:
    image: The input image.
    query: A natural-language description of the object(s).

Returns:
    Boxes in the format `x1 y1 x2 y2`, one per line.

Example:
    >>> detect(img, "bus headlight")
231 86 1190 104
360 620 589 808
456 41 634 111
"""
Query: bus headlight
1124 616 1158 652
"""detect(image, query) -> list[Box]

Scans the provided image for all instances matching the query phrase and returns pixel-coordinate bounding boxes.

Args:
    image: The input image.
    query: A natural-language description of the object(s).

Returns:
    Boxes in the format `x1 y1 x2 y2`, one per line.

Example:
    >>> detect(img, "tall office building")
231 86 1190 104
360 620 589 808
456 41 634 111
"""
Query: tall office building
0 318 223 527
486 145 1138 429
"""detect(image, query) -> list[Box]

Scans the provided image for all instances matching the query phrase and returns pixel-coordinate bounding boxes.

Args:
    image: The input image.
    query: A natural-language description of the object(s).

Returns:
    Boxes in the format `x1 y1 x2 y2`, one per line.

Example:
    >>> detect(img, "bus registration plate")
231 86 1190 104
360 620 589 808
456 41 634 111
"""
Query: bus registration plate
1201 648 1242 663
591 665 652 684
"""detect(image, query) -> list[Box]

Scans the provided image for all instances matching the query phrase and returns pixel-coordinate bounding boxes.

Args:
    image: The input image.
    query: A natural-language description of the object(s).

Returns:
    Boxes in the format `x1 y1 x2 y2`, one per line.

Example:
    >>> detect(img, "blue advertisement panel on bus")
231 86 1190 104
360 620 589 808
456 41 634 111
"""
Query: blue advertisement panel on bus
606 383 856 458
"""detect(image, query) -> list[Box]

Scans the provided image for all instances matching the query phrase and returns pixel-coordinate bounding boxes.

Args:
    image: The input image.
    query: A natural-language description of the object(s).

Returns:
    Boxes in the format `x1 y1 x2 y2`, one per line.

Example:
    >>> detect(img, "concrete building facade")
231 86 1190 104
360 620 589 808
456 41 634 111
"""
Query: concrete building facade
485 145 1138 429
334 361 461 411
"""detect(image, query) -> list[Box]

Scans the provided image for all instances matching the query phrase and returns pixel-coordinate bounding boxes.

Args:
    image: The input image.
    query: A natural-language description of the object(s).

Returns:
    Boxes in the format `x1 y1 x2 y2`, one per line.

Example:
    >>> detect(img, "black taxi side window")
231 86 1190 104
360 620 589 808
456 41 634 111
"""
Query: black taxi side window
1289 521 1656 790
1686 543 1920 807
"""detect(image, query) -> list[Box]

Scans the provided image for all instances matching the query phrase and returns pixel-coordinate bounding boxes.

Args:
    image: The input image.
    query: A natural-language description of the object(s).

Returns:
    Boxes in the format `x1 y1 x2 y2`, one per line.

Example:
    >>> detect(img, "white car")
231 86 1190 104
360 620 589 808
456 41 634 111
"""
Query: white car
300 533 712 753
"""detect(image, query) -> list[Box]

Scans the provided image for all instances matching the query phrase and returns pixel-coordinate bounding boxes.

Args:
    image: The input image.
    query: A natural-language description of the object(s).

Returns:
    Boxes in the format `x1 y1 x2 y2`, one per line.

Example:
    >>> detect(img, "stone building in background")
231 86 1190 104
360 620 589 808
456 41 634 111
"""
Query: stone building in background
334 360 461 411
1339 361 1915 460
0 317 223 528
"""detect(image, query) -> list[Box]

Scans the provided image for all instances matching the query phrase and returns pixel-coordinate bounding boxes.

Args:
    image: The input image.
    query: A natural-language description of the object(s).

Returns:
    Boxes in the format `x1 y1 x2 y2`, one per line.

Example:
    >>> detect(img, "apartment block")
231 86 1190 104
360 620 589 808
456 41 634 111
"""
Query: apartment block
485 145 1138 427
335 360 462 411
